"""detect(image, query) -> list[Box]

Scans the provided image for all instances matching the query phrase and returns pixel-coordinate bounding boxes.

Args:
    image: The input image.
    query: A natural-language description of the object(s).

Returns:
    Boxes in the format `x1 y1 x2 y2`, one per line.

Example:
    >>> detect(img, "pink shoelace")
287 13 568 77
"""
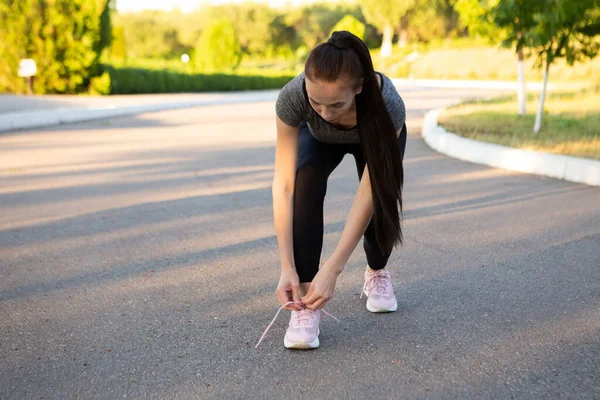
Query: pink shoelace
360 270 396 299
255 301 340 349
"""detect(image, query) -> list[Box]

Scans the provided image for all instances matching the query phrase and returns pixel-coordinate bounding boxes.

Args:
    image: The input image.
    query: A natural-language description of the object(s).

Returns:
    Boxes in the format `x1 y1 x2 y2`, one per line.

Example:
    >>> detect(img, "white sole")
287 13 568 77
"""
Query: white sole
284 328 320 349
364 290 398 313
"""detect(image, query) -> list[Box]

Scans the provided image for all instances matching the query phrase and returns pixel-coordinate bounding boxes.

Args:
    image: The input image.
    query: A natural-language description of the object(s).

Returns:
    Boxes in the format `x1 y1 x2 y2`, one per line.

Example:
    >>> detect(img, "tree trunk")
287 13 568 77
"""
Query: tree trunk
381 24 393 58
397 16 408 49
517 47 526 116
533 58 550 134
397 28 408 48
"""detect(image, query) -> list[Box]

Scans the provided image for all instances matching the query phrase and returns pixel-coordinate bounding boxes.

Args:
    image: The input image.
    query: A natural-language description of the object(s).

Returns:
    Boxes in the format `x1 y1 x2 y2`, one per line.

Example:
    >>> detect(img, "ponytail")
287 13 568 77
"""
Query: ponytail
305 31 404 254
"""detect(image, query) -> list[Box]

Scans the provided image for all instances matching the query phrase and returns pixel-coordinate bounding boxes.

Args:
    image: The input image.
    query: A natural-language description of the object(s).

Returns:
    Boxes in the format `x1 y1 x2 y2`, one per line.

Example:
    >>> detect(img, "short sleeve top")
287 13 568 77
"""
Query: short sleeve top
275 71 406 144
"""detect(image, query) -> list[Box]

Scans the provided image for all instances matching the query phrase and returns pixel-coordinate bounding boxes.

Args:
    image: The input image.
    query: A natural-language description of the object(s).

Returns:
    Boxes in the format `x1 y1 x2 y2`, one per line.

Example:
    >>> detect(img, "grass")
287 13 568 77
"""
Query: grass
437 86 600 160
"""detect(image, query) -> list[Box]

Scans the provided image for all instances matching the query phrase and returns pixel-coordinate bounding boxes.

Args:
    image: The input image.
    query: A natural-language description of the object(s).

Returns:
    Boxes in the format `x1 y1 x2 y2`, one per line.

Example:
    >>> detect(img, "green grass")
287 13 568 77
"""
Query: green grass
437 86 600 160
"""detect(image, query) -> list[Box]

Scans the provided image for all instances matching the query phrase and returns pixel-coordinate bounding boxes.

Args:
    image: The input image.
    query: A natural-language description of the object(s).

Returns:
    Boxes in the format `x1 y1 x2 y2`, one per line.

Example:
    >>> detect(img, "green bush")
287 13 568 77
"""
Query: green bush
89 71 111 95
0 0 103 94
195 19 243 72
101 65 295 94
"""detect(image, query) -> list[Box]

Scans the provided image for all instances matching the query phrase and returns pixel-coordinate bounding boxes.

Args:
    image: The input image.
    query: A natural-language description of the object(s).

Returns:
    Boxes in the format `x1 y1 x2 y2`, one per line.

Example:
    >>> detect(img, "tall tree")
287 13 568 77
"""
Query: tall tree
361 0 416 57
525 0 600 132
0 0 101 94
489 0 539 116
96 0 113 57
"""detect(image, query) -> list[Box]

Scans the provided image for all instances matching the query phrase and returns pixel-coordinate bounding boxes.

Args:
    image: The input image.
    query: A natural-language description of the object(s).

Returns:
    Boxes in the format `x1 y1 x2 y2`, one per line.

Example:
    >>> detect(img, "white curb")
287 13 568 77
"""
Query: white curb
422 108 600 187
0 91 279 133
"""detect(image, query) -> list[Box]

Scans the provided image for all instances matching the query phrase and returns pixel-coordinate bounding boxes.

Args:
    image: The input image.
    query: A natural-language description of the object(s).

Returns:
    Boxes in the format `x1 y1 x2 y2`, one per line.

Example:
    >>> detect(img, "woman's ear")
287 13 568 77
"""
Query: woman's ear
354 80 363 95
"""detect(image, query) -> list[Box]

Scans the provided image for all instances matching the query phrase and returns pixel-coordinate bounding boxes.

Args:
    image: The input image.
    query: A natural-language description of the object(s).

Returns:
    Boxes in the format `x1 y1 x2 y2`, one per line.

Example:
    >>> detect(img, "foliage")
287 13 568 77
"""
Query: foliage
361 0 417 56
285 3 355 50
194 19 243 72
453 0 500 38
96 0 113 57
0 0 102 94
101 65 295 94
491 0 541 54
110 26 127 58
330 15 366 40
201 4 274 56
361 0 416 30
89 71 111 94
116 11 189 58
527 0 600 68
408 0 461 42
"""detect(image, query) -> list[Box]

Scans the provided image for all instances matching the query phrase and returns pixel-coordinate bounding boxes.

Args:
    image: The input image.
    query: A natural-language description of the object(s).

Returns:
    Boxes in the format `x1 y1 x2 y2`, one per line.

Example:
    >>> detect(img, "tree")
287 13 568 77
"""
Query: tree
0 0 102 94
330 15 366 41
490 0 539 116
361 0 416 57
285 3 351 51
194 19 242 72
269 13 298 57
525 0 600 132
404 0 460 46
96 0 113 58
200 4 274 57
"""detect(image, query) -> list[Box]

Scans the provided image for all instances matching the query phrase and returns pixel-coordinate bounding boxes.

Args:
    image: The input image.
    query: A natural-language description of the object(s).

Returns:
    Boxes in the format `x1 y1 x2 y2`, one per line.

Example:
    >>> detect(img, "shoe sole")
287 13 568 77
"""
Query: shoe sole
364 290 398 313
284 328 320 349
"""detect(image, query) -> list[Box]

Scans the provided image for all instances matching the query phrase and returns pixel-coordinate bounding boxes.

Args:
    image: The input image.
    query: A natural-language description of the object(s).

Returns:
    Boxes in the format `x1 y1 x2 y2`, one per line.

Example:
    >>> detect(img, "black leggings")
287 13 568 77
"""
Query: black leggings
293 121 407 283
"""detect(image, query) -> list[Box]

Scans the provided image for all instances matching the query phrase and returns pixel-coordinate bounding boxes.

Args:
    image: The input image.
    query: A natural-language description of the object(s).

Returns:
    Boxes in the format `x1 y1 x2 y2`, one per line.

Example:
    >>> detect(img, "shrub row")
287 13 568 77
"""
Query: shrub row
96 65 296 94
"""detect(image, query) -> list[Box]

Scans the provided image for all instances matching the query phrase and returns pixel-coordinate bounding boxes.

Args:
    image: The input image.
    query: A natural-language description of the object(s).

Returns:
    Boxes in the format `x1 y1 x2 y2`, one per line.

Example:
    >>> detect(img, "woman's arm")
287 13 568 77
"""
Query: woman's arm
272 116 299 272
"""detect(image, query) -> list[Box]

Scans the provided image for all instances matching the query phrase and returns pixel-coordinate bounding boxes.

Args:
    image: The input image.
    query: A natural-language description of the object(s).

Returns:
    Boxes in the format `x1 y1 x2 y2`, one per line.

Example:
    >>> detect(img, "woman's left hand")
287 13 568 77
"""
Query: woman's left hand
301 265 342 310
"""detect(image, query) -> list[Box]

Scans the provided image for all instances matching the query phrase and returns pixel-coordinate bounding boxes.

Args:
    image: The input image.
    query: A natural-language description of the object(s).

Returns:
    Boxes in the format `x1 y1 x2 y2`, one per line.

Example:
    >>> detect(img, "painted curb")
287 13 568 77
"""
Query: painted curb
422 108 600 187
0 91 279 133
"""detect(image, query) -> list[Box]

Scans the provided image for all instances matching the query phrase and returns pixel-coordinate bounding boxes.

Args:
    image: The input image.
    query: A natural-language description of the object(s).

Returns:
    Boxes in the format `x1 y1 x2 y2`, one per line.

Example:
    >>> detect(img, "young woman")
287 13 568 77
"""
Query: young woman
271 31 407 349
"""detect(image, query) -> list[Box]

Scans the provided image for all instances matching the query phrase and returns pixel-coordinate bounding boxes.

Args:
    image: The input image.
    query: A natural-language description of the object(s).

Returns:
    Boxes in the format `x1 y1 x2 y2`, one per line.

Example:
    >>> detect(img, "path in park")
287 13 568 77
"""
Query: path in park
1 88 599 399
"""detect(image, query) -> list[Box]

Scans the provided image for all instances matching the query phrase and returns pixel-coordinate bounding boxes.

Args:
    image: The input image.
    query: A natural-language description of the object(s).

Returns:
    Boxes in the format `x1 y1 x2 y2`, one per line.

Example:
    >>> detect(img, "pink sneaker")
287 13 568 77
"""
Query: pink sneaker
284 308 321 349
361 268 398 313
255 302 339 349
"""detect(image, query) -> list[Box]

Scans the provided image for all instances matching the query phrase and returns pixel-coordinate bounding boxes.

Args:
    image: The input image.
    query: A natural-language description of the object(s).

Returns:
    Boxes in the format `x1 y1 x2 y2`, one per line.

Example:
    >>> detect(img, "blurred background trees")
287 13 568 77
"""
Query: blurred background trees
0 0 112 93
0 0 598 94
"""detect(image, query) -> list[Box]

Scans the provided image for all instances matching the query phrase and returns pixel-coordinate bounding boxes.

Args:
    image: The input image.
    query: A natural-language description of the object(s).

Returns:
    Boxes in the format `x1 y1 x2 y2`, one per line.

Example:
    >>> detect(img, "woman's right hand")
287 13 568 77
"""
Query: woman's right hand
276 267 303 311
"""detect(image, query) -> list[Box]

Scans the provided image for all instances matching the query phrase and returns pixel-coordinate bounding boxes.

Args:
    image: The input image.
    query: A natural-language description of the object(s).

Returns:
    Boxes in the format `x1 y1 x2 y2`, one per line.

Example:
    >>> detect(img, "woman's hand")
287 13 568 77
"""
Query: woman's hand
276 267 303 311
301 265 341 310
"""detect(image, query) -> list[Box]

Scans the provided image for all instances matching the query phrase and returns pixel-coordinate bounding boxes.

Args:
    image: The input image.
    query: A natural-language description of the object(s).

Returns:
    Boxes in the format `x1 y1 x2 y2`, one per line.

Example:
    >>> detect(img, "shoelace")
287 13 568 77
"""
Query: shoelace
294 308 315 326
255 301 340 349
360 270 396 299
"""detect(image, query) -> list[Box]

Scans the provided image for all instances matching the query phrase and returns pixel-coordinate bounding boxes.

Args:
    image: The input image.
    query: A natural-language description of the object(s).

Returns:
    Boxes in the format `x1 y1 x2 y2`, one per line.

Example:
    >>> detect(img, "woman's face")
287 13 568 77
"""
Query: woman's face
305 77 362 124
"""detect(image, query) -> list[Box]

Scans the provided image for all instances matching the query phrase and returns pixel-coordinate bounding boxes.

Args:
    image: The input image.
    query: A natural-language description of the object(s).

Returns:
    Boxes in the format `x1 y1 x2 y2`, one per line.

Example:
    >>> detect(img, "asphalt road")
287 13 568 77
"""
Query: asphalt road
1 88 599 400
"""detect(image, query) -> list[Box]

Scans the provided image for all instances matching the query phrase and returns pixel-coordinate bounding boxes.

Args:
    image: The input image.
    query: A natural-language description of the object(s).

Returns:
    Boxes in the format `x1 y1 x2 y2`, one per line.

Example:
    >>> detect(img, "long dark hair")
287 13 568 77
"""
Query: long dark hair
304 30 404 254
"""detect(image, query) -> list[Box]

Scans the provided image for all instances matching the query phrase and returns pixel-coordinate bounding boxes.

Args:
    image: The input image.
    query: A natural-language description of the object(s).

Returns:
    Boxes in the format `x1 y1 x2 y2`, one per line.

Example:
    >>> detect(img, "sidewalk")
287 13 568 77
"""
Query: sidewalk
0 91 280 132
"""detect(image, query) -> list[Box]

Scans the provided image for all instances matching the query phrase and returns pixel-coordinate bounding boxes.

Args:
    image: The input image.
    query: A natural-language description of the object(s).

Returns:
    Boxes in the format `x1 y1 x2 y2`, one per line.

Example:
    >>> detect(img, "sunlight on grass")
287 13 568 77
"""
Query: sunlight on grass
438 87 600 160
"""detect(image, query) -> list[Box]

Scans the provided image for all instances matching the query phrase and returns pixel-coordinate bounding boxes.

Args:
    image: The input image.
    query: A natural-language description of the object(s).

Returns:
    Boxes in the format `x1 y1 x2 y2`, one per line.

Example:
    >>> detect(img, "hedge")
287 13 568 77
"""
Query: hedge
99 65 296 94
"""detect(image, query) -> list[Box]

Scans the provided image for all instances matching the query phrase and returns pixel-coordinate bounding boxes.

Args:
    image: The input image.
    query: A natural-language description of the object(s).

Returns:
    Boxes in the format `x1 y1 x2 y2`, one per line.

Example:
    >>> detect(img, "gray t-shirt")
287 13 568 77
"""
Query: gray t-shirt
275 71 406 144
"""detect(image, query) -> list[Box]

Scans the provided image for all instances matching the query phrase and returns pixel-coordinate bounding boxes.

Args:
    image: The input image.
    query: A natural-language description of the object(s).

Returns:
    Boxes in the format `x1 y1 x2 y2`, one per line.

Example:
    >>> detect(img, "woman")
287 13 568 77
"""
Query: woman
271 31 407 349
